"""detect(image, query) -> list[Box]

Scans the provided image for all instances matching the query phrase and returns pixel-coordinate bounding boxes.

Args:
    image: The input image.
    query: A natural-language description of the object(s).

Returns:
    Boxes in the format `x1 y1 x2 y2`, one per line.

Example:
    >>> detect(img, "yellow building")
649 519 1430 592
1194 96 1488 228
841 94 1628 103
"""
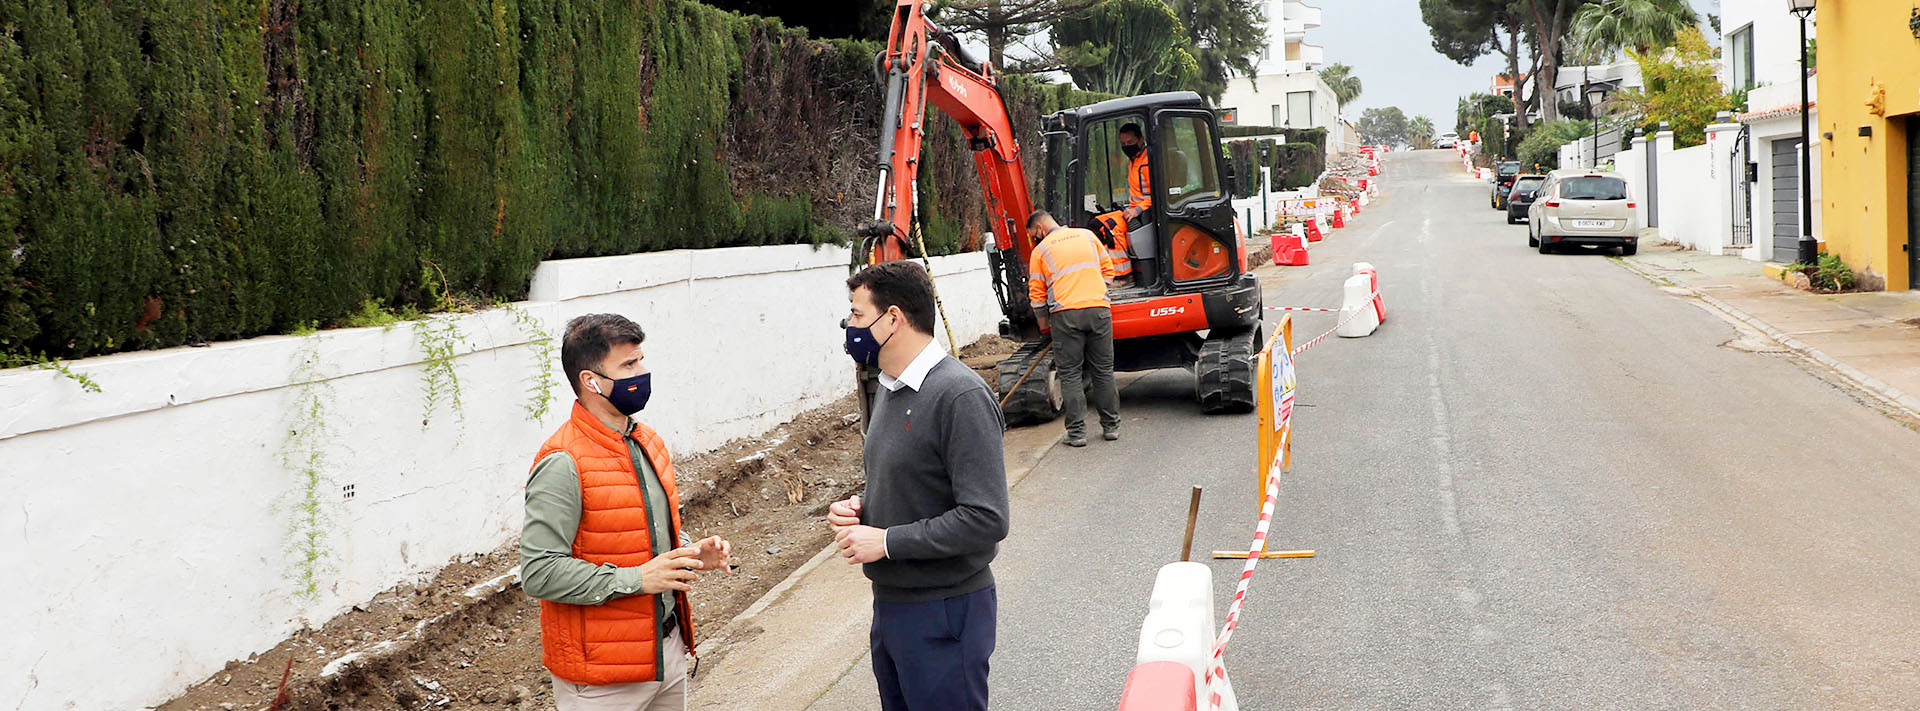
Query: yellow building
1817 1 1920 289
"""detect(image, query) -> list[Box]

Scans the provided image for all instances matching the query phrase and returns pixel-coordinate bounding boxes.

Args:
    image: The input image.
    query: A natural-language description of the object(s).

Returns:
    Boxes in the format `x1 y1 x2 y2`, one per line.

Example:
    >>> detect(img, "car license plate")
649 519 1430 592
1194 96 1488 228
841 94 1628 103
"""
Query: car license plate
1571 219 1613 229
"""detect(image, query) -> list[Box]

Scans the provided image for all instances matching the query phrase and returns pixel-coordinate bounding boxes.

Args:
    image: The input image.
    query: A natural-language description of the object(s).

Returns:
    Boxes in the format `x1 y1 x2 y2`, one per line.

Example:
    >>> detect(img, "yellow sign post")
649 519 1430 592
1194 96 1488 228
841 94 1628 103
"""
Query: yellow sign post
1214 316 1315 560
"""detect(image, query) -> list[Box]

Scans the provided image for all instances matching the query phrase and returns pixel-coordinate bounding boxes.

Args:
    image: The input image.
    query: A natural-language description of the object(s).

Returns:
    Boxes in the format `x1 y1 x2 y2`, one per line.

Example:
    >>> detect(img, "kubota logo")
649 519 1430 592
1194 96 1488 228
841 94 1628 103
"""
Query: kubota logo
1150 306 1185 318
946 76 968 97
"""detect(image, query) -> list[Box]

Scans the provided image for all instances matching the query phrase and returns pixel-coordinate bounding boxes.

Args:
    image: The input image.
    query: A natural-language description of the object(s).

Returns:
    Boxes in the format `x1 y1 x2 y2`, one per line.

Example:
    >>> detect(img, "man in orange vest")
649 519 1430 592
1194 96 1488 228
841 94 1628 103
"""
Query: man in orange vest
1115 123 1152 280
1027 209 1122 447
521 313 732 711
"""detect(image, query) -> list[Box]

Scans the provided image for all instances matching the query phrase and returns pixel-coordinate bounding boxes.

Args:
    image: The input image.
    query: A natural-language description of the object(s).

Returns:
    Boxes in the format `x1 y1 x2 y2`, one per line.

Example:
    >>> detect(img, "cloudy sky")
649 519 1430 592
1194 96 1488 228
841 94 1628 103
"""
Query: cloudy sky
1314 0 1722 133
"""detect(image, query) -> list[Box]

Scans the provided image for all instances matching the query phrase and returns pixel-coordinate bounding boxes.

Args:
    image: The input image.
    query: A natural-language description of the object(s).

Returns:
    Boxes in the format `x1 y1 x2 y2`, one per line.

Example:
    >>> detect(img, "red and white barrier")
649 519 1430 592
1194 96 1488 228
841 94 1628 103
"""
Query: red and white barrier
1353 262 1385 323
1337 273 1379 338
1131 561 1237 711
1271 227 1309 266
1304 217 1325 243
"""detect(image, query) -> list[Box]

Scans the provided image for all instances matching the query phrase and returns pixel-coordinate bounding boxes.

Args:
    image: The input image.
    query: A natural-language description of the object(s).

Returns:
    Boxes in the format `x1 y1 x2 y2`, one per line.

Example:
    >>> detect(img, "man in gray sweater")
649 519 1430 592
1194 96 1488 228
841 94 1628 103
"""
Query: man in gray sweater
828 260 1010 711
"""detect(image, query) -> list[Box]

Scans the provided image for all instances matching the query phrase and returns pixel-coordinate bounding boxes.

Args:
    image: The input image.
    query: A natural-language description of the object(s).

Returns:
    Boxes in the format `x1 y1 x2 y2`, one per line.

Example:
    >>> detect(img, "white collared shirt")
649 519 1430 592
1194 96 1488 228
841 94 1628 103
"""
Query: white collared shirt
878 339 947 392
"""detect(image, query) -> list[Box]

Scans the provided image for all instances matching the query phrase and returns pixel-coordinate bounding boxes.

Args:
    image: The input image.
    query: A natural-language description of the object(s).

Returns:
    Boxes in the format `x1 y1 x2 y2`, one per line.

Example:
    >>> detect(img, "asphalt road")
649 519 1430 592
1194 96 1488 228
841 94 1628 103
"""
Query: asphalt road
983 150 1920 709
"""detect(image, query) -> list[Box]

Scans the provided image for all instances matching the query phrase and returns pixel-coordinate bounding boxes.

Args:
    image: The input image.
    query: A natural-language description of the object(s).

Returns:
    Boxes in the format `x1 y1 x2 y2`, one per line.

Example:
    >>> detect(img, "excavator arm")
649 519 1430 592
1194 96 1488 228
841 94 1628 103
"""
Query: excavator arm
859 0 1035 273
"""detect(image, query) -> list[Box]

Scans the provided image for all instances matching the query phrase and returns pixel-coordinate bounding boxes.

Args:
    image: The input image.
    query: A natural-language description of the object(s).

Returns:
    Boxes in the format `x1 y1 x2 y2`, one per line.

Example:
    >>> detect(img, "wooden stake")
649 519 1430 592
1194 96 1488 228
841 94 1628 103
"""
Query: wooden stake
1180 486 1203 562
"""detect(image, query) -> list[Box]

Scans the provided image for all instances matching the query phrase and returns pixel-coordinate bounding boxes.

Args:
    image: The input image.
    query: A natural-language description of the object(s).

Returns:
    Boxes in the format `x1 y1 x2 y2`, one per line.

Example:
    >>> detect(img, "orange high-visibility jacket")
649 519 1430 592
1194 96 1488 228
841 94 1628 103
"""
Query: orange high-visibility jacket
1029 227 1117 314
1127 151 1152 211
534 402 694 686
1092 211 1135 278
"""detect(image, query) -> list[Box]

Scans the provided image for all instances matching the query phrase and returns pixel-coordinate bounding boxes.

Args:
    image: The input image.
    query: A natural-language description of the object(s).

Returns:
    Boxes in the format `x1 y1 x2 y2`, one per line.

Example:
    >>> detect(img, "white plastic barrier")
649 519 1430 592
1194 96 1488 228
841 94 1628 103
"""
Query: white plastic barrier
1352 262 1385 323
1358 192 1370 207
1134 562 1237 711
1337 273 1380 338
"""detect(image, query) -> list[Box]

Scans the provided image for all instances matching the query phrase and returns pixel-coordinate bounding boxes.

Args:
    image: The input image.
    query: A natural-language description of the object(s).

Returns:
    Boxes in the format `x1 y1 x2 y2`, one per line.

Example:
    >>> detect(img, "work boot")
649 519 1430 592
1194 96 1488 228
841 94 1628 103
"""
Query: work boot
1064 432 1088 448
1102 427 1120 442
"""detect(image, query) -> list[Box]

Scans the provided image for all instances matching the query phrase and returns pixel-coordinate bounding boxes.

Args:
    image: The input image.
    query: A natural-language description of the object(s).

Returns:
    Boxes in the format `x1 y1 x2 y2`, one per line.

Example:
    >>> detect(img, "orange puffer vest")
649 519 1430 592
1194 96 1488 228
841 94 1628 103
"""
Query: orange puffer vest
534 402 694 685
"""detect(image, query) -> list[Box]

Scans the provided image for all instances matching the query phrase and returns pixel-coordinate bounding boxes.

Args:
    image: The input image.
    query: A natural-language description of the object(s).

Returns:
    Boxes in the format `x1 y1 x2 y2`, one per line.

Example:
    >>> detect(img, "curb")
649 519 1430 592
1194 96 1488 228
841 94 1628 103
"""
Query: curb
1618 257 1920 420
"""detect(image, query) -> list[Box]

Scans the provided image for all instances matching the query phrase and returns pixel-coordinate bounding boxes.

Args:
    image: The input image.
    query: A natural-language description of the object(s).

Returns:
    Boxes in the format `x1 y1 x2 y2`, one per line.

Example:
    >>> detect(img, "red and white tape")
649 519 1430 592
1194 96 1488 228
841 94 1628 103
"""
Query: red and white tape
1276 289 1381 358
1264 305 1340 313
1204 425 1290 710
1197 289 1374 708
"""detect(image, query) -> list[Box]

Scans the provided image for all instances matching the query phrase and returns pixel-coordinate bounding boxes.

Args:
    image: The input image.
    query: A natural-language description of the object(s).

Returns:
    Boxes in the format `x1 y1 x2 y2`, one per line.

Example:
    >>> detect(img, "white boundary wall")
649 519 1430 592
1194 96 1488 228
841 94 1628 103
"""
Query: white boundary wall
0 244 999 711
1613 123 1743 256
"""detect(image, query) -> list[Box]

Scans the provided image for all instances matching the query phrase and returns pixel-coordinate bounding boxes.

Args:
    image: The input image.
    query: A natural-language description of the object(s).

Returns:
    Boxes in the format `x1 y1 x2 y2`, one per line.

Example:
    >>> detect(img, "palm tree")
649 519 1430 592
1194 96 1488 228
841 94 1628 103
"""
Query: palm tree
1317 63 1363 110
1408 115 1437 149
1568 0 1700 57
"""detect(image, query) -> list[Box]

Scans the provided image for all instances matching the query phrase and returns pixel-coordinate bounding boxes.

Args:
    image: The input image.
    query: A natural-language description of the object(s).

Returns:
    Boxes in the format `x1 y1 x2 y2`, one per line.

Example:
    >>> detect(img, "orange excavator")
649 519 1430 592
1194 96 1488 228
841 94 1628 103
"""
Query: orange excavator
856 0 1264 424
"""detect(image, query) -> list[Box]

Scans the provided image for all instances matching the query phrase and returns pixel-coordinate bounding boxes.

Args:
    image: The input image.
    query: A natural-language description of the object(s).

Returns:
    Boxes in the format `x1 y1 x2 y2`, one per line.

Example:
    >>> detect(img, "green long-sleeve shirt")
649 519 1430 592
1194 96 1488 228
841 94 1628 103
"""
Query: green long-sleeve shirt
519 423 675 629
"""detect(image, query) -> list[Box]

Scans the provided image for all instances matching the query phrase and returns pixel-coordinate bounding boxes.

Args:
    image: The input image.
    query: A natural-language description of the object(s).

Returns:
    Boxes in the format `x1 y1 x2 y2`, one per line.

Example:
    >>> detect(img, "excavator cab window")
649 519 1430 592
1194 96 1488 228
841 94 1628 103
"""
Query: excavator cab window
1155 110 1235 285
1082 115 1147 216
1041 131 1074 228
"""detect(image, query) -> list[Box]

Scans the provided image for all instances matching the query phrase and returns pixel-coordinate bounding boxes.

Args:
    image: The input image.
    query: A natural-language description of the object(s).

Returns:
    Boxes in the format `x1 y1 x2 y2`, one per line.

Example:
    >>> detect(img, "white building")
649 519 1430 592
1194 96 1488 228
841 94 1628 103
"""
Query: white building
1215 1 1358 149
1723 0 1821 262
1553 61 1644 108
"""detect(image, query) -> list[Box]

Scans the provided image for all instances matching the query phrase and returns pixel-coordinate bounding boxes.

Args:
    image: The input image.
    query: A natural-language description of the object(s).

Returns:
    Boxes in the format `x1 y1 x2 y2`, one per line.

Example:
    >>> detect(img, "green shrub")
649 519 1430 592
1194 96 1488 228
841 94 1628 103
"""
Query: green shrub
0 0 1115 360
1812 253 1857 292
1516 120 1592 171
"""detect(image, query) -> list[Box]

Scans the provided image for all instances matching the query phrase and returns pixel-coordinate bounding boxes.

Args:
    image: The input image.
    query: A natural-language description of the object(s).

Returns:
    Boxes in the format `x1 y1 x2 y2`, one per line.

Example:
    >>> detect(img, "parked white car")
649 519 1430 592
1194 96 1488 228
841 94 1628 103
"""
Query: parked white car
1434 132 1458 149
1527 169 1640 255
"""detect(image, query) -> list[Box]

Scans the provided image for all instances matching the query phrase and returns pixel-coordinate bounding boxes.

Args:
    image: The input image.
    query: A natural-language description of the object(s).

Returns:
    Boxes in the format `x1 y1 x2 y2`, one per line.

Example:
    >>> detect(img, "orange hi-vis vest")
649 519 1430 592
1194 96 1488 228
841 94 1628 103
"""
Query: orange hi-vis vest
1127 151 1152 211
1091 211 1135 277
534 402 694 686
1029 227 1117 314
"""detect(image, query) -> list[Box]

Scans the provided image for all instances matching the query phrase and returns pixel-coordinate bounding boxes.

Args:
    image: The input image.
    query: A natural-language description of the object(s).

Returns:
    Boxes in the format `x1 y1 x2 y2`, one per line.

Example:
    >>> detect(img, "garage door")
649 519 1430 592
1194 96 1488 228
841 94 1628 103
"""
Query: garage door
1909 117 1919 288
1772 137 1803 261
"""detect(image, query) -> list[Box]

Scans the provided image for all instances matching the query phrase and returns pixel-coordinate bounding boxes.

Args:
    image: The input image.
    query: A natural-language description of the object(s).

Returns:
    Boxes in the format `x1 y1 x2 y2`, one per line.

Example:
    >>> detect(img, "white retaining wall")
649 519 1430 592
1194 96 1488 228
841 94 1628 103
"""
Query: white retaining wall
0 244 999 711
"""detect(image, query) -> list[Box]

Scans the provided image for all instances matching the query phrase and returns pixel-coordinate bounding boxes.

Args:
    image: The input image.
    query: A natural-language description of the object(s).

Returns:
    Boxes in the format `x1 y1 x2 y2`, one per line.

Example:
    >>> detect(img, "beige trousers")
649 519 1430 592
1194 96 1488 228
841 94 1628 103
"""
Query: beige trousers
552 628 688 711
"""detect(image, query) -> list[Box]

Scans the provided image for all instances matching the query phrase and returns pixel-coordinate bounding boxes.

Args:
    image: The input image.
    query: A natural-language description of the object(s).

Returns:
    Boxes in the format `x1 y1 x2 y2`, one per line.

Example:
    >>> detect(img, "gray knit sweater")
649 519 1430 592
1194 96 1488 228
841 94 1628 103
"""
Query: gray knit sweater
860 356 1011 603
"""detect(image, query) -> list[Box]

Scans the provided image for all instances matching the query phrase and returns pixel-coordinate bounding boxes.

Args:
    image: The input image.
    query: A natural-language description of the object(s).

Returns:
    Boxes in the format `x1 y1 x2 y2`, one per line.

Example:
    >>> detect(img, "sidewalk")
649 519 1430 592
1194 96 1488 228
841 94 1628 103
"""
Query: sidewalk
1621 244 1920 417
686 415 1068 711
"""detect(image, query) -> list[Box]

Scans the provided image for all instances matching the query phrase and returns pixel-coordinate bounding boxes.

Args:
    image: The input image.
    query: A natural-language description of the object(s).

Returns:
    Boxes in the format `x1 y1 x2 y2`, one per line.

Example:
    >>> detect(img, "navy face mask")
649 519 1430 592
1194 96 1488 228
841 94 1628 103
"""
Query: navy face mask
590 371 652 416
844 312 895 368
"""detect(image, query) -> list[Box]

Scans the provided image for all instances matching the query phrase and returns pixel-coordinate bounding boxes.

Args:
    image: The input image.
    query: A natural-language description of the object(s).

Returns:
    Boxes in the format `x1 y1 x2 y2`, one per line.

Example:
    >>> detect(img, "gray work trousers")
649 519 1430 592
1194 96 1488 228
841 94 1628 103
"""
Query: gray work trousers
1052 306 1121 436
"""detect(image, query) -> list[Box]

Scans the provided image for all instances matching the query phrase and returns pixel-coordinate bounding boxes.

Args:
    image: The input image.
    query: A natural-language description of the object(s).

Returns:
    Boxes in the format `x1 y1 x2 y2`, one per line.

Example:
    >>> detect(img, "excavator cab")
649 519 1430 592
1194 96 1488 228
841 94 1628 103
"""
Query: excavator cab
994 92 1264 423
1037 94 1244 297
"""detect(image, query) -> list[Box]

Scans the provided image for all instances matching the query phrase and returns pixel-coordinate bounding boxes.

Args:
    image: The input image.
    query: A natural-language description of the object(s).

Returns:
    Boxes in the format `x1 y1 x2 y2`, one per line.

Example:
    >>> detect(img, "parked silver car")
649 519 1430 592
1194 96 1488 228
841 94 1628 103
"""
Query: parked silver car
1527 169 1640 255
1435 132 1458 149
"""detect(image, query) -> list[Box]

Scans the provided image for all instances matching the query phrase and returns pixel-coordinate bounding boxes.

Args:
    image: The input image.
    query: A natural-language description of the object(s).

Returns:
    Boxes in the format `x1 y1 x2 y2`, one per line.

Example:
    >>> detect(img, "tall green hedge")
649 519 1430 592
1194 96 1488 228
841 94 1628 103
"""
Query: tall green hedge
0 1 1105 361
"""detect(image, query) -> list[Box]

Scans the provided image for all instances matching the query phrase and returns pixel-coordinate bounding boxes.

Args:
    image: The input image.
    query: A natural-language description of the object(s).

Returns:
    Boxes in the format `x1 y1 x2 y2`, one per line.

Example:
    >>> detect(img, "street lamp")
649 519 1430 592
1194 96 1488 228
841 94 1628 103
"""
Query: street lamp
1791 0 1817 265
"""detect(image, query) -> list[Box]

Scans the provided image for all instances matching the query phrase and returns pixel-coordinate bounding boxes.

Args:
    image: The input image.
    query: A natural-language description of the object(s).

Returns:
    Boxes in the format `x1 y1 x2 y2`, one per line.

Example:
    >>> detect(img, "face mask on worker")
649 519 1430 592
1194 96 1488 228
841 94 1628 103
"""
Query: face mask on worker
1122 143 1144 159
589 371 652 416
844 310 897 368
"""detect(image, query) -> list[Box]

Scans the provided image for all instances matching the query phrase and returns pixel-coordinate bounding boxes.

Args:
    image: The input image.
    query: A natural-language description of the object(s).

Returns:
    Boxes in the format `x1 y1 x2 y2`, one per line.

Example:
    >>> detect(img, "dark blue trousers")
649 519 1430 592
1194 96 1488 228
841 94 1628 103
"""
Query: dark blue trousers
870 585 996 711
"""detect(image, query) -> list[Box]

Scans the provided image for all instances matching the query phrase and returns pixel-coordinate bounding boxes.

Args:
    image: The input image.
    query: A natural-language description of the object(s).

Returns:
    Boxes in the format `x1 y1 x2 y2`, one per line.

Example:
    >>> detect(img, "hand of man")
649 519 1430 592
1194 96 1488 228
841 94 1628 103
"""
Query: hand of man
827 495 862 529
1036 313 1050 334
835 525 887 564
637 547 704 594
1123 206 1141 220
692 535 731 575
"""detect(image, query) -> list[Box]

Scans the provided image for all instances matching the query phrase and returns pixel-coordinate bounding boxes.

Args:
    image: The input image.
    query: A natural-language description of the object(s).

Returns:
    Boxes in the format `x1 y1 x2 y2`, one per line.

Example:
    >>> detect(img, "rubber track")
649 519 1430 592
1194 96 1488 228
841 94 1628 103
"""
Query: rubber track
1196 332 1256 415
997 342 1060 426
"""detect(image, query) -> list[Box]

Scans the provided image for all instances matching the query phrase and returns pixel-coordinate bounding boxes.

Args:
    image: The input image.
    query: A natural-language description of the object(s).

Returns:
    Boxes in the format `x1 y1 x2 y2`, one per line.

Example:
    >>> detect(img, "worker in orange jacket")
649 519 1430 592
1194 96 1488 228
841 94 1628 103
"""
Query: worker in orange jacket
1026 209 1121 447
1114 123 1153 281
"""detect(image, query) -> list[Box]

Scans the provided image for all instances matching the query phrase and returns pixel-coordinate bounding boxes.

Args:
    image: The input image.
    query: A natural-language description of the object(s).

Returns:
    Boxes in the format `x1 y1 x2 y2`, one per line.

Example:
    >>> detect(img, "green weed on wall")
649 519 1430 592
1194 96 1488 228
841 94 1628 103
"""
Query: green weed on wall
0 0 1109 361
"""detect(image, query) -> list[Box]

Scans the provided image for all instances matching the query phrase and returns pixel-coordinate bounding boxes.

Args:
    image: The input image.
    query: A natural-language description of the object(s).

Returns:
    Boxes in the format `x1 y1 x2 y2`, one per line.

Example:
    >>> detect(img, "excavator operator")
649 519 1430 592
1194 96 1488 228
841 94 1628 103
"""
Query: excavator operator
1114 123 1154 284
